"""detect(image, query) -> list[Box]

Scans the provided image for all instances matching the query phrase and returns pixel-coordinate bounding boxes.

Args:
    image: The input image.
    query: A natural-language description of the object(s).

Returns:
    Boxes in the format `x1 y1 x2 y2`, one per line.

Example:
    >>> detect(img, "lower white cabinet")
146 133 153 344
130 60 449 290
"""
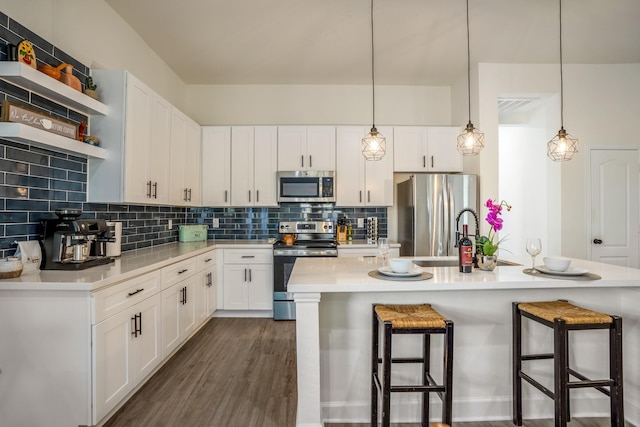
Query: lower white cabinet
222 249 273 310
161 273 197 358
196 249 217 323
93 272 162 424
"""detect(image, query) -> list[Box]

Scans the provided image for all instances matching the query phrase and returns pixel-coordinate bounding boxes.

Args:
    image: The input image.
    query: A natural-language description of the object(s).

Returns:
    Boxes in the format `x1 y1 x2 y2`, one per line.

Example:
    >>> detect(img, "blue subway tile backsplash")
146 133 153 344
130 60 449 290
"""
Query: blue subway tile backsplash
0 14 387 258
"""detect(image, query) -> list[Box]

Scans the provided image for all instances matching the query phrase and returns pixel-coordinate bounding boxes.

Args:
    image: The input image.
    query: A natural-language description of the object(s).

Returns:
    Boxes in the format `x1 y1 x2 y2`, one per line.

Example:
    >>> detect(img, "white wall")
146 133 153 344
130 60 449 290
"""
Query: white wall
185 84 453 126
0 0 188 110
478 63 640 259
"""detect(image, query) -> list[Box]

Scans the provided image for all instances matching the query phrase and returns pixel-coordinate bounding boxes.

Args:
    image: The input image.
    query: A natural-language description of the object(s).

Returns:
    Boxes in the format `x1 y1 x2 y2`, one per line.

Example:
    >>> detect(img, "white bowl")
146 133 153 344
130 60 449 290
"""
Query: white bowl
543 256 571 272
389 258 412 273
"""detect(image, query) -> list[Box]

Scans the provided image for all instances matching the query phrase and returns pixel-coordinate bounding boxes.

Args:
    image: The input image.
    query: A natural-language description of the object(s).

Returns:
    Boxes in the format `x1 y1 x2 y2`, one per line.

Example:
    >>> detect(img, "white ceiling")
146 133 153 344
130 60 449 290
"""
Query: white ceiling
104 0 640 86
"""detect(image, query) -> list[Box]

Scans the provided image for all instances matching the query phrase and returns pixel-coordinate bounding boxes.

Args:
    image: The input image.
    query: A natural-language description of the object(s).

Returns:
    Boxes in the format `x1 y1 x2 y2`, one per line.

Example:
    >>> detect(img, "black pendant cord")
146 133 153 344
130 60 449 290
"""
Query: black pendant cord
466 0 471 124
370 0 376 130
559 0 564 130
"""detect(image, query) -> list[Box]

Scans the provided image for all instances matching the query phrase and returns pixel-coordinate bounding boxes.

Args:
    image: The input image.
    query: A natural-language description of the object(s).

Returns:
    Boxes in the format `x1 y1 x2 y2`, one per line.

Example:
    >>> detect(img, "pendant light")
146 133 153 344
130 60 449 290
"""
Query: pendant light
457 0 484 156
547 0 578 161
362 0 386 161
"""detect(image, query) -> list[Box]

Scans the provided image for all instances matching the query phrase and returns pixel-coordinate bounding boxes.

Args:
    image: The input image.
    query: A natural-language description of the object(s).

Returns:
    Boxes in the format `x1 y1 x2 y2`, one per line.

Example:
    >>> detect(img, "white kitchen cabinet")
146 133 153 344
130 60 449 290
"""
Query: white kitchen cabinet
393 126 462 172
161 258 198 358
196 249 217 324
277 126 336 171
336 126 394 207
89 70 172 204
230 126 278 207
222 249 273 310
201 126 231 206
169 107 202 206
93 273 162 424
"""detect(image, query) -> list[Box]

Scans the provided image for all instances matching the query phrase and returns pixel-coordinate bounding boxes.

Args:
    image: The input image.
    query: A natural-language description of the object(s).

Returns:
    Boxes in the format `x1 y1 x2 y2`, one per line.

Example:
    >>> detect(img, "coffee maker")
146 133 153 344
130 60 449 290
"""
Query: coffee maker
39 209 115 270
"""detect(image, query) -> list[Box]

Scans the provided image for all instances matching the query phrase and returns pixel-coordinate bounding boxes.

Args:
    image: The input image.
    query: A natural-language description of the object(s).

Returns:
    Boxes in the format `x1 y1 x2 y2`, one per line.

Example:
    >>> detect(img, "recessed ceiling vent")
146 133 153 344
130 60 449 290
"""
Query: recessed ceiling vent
497 97 537 113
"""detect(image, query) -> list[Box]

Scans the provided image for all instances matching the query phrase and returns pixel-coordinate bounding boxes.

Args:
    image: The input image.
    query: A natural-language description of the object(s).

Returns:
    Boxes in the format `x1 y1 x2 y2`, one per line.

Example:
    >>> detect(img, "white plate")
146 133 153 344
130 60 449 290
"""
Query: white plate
534 265 589 276
378 266 423 277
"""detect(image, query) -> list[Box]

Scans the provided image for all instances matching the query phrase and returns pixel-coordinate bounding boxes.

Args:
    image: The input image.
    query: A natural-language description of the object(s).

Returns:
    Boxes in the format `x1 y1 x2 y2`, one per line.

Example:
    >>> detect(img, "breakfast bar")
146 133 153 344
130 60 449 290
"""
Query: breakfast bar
289 256 640 427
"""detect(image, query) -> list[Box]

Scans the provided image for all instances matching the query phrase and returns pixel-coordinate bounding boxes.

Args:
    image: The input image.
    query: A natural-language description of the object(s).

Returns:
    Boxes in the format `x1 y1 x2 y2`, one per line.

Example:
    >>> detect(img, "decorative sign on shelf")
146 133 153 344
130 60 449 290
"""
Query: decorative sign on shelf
1 100 78 139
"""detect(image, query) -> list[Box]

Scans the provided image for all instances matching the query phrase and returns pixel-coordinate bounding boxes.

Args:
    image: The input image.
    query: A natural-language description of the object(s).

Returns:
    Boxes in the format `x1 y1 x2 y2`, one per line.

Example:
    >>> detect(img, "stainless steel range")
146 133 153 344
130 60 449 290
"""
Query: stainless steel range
273 220 337 320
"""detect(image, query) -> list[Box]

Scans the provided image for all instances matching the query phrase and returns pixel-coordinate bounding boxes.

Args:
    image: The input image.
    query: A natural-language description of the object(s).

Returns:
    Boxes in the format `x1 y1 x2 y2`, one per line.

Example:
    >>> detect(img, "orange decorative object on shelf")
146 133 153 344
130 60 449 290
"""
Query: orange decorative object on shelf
38 62 68 80
17 40 37 69
58 64 81 91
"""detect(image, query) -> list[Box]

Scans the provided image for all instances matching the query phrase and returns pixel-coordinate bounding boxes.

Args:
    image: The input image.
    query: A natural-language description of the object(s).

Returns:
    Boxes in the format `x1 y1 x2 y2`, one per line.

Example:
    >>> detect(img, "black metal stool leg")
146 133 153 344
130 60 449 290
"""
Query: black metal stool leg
512 302 523 426
422 332 431 427
371 306 379 427
554 318 568 427
443 320 454 426
382 322 392 427
610 316 624 427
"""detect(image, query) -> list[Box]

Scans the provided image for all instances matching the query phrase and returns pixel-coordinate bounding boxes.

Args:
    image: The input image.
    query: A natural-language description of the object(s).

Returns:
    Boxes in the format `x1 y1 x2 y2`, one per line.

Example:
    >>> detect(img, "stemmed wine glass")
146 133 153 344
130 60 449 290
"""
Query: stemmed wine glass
378 238 390 267
525 238 542 272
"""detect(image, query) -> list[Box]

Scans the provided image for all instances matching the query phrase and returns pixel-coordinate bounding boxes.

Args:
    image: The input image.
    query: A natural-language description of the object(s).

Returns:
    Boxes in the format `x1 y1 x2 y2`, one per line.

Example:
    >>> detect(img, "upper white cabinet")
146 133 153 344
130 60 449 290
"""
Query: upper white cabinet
336 126 394 207
277 126 336 171
169 107 202 206
89 70 174 204
230 126 278 207
202 126 231 206
393 126 462 172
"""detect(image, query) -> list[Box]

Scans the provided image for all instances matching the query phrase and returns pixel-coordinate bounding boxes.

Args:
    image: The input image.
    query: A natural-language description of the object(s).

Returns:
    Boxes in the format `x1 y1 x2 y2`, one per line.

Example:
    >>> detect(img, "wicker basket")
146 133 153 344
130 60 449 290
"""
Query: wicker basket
0 257 23 279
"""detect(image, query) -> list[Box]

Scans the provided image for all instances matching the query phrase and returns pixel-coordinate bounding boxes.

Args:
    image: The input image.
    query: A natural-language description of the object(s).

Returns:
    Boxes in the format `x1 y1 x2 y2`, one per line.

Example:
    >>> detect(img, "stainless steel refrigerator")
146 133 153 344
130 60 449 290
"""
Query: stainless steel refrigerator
397 174 479 256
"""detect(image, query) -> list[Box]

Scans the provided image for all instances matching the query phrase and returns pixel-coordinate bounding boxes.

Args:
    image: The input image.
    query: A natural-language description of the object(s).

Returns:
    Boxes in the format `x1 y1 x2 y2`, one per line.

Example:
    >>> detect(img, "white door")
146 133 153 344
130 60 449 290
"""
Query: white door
247 264 273 310
230 126 255 206
253 126 278 206
161 285 181 358
306 126 336 171
589 148 639 267
201 126 231 206
133 293 162 382
336 126 366 206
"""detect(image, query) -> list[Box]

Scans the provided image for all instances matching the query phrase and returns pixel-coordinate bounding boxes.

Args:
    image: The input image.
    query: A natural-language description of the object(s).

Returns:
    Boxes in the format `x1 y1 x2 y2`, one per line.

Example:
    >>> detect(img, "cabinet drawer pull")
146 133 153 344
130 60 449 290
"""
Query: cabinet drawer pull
359 191 362 203
301 155 304 168
127 288 144 297
248 190 251 203
204 258 213 263
188 188 192 202
241 255 255 259
184 188 188 201
362 255 377 258
138 312 143 336
146 180 152 198
131 316 137 337
309 155 312 168
207 272 213 287
423 156 426 168
256 190 259 203
153 182 158 198
431 155 434 168
225 190 228 203
244 268 247 282
367 190 370 203
178 269 189 274
248 268 252 282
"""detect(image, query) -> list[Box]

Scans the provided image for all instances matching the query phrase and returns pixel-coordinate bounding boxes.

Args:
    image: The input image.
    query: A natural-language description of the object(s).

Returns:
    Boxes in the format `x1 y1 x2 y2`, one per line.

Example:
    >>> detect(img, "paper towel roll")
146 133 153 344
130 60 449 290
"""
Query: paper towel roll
106 221 122 257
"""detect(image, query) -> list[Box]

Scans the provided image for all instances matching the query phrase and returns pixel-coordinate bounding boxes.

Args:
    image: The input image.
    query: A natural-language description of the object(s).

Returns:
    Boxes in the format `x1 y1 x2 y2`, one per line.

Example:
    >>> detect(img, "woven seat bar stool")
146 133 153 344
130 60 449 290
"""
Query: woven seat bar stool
513 299 624 427
371 303 454 427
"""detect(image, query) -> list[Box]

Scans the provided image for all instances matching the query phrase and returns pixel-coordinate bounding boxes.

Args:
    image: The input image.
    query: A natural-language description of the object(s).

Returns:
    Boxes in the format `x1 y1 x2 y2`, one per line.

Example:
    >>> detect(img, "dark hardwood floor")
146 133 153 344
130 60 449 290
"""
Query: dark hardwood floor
103 317 628 427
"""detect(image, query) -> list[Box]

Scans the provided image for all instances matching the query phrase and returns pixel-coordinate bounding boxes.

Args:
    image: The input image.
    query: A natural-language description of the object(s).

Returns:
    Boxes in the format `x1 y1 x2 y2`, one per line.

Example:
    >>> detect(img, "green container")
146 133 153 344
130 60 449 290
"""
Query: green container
178 225 208 242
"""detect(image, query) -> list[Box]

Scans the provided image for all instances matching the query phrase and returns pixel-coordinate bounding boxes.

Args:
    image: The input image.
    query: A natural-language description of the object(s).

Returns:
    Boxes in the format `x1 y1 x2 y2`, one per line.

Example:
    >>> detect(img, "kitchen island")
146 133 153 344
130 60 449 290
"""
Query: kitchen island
288 256 640 427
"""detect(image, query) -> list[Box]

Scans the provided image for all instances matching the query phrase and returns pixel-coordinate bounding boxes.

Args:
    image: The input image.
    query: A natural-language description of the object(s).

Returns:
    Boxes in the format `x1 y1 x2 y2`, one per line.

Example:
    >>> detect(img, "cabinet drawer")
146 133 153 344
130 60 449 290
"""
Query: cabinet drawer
197 250 216 271
93 271 161 324
224 249 272 264
162 258 197 289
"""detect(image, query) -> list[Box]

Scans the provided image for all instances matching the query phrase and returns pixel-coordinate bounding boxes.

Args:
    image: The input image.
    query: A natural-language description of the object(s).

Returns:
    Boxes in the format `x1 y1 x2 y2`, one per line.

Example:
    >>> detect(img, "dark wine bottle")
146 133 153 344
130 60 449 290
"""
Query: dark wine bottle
458 224 473 273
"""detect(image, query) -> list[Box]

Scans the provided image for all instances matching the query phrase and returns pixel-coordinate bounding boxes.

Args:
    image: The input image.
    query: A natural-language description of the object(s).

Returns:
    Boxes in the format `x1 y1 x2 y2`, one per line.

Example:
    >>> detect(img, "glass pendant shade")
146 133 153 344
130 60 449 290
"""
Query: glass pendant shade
457 122 485 156
362 127 386 161
547 127 578 161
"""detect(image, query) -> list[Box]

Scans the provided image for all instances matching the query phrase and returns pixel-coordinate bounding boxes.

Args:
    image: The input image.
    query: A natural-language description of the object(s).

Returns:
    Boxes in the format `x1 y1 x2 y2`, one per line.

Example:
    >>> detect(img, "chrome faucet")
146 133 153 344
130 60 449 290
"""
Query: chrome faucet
454 208 480 267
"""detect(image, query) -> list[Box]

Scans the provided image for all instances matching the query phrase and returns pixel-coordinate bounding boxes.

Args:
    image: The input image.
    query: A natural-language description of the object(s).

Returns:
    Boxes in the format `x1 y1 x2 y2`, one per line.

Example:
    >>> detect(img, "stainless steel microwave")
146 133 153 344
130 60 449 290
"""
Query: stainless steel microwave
277 171 335 203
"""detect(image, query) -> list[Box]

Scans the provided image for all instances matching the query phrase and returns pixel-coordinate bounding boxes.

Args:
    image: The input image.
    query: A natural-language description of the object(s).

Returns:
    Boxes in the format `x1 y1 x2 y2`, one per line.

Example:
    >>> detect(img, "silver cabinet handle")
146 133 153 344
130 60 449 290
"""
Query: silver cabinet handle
153 182 158 198
256 190 259 203
359 191 362 203
224 190 228 203
423 156 426 168
206 272 213 287
241 255 255 259
368 191 371 203
301 155 304 168
204 258 213 263
309 155 312 168
244 268 247 282
183 188 188 201
178 268 188 274
249 268 252 282
146 181 152 198
249 190 251 203
188 188 192 202
431 156 434 168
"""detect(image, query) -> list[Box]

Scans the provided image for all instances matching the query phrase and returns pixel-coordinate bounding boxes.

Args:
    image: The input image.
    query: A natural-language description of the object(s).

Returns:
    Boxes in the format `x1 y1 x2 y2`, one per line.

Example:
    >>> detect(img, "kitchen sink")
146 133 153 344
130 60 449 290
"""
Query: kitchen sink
412 259 521 268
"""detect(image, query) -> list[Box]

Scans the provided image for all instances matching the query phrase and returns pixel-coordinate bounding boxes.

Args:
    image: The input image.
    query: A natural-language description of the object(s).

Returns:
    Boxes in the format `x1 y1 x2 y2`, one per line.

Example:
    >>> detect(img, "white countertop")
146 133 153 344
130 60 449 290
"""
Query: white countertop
0 240 273 292
337 240 401 248
288 256 640 293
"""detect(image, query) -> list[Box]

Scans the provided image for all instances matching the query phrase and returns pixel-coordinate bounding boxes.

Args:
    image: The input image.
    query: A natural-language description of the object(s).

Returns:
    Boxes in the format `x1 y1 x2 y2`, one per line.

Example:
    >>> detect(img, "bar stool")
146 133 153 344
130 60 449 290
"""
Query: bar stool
371 303 454 427
512 300 624 427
